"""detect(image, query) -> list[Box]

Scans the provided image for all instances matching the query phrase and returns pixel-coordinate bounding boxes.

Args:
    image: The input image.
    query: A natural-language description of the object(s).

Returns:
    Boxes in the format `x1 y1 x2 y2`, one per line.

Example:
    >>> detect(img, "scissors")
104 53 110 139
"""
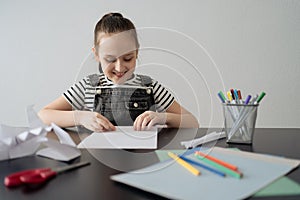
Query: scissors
4 161 90 187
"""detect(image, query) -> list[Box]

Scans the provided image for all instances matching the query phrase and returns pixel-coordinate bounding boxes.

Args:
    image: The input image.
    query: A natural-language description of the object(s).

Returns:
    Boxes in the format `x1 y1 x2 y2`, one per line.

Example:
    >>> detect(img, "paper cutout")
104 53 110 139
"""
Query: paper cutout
0 106 80 161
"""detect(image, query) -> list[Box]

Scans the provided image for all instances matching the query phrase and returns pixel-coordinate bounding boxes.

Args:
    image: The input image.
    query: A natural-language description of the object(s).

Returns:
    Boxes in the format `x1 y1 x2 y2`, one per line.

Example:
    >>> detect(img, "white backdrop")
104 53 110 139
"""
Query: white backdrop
0 0 299 128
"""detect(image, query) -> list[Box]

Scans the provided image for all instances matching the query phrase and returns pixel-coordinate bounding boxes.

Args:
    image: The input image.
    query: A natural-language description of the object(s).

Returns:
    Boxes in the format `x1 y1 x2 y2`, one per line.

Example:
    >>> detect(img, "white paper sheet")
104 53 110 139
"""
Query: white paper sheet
35 123 81 161
77 126 157 149
36 139 81 161
50 123 76 147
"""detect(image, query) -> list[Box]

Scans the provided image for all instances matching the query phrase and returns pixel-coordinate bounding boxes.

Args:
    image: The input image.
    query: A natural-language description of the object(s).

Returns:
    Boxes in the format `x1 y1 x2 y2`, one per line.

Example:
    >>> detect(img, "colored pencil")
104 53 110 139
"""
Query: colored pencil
195 151 238 171
180 156 226 177
168 152 201 176
194 154 243 179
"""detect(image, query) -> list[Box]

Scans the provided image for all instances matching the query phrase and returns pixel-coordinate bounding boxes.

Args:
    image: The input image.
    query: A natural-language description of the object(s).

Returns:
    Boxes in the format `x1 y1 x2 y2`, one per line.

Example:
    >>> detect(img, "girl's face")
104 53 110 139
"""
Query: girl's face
93 32 138 84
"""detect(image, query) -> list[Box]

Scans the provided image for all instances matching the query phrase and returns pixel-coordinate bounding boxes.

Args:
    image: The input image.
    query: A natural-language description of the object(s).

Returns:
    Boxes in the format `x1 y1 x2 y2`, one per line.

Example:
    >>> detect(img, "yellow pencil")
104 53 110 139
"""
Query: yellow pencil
168 152 201 176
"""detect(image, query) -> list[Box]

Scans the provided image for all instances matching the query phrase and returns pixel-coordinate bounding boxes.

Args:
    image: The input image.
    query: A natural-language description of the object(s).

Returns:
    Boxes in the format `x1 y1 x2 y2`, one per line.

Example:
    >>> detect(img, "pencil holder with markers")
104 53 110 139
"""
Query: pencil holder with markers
218 90 265 144
222 104 258 144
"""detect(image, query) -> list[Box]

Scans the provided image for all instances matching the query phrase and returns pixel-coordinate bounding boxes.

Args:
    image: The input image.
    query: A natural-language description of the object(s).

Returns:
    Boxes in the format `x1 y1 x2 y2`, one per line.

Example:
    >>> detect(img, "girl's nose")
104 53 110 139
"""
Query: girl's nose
114 59 124 72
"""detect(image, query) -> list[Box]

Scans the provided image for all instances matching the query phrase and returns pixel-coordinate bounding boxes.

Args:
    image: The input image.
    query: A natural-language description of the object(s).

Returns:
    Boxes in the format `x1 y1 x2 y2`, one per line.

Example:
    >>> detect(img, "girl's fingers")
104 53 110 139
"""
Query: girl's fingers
96 118 109 130
95 114 115 131
133 115 140 130
134 115 143 131
91 123 104 132
134 112 154 131
141 116 152 130
147 119 156 129
147 113 165 129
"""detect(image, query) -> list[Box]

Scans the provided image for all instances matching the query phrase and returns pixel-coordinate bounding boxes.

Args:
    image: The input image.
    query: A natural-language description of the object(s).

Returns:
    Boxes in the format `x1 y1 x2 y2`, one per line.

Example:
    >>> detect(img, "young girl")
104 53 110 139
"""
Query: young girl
38 12 199 132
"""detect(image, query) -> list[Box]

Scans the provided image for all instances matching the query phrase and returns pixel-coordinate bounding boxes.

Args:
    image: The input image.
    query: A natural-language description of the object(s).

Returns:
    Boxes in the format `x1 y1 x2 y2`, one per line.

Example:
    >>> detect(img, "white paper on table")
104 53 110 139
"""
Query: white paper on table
36 139 81 161
9 136 48 159
35 122 80 161
77 126 157 149
50 123 76 147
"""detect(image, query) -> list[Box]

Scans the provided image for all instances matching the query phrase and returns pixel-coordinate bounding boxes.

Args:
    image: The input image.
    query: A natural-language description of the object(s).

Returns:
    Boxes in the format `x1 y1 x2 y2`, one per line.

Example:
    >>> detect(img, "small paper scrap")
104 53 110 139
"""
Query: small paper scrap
181 131 226 149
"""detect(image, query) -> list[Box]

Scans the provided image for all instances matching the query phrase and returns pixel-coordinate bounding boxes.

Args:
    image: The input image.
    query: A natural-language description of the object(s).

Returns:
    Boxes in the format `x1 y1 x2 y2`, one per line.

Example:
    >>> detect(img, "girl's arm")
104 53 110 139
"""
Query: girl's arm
38 96 77 127
38 96 115 131
165 101 199 128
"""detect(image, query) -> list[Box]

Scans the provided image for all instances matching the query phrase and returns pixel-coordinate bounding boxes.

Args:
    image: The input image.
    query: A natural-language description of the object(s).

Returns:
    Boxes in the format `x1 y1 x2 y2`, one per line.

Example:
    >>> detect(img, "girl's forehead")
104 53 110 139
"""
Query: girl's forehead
98 32 137 57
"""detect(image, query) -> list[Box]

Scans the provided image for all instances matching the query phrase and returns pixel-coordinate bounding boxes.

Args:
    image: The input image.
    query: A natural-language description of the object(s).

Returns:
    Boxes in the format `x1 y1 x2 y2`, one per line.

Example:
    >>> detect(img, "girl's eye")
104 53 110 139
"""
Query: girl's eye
105 58 117 63
124 57 133 62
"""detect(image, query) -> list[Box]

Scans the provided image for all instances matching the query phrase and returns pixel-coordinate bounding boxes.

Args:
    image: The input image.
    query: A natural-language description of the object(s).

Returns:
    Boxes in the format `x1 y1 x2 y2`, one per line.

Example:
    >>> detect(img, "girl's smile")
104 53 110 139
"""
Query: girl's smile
113 71 126 78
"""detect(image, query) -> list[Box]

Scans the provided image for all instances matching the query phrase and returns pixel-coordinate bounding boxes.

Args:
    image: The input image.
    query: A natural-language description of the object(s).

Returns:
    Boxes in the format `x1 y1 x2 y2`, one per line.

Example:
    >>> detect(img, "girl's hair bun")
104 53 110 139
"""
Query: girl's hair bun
104 12 123 18
94 12 139 49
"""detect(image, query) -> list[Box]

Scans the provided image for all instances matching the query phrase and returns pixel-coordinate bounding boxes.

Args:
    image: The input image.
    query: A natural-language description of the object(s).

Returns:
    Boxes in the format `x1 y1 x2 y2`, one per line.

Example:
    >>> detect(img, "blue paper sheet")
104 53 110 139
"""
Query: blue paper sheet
111 147 300 200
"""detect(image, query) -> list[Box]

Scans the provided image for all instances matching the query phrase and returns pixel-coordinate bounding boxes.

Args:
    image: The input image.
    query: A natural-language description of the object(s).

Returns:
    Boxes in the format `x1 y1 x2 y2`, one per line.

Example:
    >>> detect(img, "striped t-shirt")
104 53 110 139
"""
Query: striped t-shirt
63 73 175 112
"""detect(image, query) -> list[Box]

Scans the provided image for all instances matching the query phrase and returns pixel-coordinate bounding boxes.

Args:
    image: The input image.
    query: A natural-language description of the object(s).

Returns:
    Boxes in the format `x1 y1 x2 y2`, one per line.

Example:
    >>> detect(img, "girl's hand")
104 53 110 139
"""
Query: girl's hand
133 111 166 131
74 111 115 132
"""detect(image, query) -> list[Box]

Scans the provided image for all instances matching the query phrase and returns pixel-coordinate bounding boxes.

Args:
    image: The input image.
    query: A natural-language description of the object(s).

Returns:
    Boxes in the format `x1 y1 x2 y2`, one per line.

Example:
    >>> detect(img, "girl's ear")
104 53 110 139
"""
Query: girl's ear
92 46 103 73
136 49 138 59
92 46 100 62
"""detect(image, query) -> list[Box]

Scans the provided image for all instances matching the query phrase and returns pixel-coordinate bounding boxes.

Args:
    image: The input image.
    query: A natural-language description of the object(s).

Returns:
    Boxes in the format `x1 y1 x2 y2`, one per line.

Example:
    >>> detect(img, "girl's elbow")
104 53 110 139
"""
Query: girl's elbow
192 118 200 128
190 113 200 128
38 109 51 125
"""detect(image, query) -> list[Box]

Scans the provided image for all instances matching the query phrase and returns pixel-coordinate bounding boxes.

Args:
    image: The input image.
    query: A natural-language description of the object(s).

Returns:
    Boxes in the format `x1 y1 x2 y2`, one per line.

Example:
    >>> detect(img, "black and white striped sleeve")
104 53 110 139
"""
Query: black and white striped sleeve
152 80 175 112
63 77 87 110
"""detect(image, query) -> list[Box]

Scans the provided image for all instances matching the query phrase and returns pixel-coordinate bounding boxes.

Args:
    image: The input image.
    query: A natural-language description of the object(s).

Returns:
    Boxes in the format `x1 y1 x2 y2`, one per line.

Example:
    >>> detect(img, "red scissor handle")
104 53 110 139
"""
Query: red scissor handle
4 168 57 187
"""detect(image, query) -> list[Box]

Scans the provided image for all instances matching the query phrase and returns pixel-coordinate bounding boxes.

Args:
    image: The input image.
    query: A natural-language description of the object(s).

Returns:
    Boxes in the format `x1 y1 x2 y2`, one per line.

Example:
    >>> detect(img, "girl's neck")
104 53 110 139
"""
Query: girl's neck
105 73 135 84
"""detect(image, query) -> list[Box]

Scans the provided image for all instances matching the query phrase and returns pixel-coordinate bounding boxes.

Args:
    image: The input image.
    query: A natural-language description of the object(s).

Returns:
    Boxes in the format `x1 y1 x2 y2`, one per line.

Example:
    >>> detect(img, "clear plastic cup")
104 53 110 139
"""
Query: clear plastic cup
222 103 258 144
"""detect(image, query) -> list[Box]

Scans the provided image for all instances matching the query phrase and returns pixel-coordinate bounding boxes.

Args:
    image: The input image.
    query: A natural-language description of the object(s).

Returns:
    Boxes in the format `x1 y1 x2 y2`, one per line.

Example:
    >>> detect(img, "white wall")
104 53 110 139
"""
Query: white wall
0 0 299 128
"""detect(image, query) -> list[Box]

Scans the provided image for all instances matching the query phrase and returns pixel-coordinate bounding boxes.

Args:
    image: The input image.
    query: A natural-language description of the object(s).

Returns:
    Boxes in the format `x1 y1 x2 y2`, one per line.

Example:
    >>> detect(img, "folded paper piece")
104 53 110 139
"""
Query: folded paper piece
181 131 226 149
0 105 80 161
36 137 80 161
77 126 157 149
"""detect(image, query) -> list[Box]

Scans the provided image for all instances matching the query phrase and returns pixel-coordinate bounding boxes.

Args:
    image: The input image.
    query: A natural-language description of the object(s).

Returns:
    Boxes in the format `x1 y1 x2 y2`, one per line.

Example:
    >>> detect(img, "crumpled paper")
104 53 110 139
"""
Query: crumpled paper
0 105 80 161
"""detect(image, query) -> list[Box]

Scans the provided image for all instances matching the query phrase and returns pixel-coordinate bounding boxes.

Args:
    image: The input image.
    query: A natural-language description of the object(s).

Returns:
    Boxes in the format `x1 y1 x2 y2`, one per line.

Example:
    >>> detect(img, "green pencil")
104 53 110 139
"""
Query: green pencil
194 154 243 179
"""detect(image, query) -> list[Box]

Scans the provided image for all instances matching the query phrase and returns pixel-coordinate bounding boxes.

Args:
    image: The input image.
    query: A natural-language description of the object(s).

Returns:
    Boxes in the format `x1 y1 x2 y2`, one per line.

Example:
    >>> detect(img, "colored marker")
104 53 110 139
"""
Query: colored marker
168 152 201 176
255 92 266 104
244 95 252 105
227 91 233 102
218 91 226 103
237 90 242 100
195 151 238 171
233 89 239 101
230 89 235 100
180 156 226 177
234 89 240 104
250 94 258 104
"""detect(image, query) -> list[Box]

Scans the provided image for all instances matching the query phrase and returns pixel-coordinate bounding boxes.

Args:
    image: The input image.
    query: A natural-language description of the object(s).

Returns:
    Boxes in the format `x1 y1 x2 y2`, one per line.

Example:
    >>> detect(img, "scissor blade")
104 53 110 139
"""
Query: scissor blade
54 161 90 174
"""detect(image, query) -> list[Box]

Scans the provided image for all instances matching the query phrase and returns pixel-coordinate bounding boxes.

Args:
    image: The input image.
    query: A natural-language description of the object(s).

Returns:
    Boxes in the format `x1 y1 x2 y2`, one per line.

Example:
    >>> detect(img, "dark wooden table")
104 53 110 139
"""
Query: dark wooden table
1 128 299 200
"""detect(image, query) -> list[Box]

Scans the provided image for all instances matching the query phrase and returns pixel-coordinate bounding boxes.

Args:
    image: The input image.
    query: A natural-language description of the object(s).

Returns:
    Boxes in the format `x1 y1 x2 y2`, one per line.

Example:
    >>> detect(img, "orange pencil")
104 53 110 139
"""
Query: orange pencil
195 151 238 171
